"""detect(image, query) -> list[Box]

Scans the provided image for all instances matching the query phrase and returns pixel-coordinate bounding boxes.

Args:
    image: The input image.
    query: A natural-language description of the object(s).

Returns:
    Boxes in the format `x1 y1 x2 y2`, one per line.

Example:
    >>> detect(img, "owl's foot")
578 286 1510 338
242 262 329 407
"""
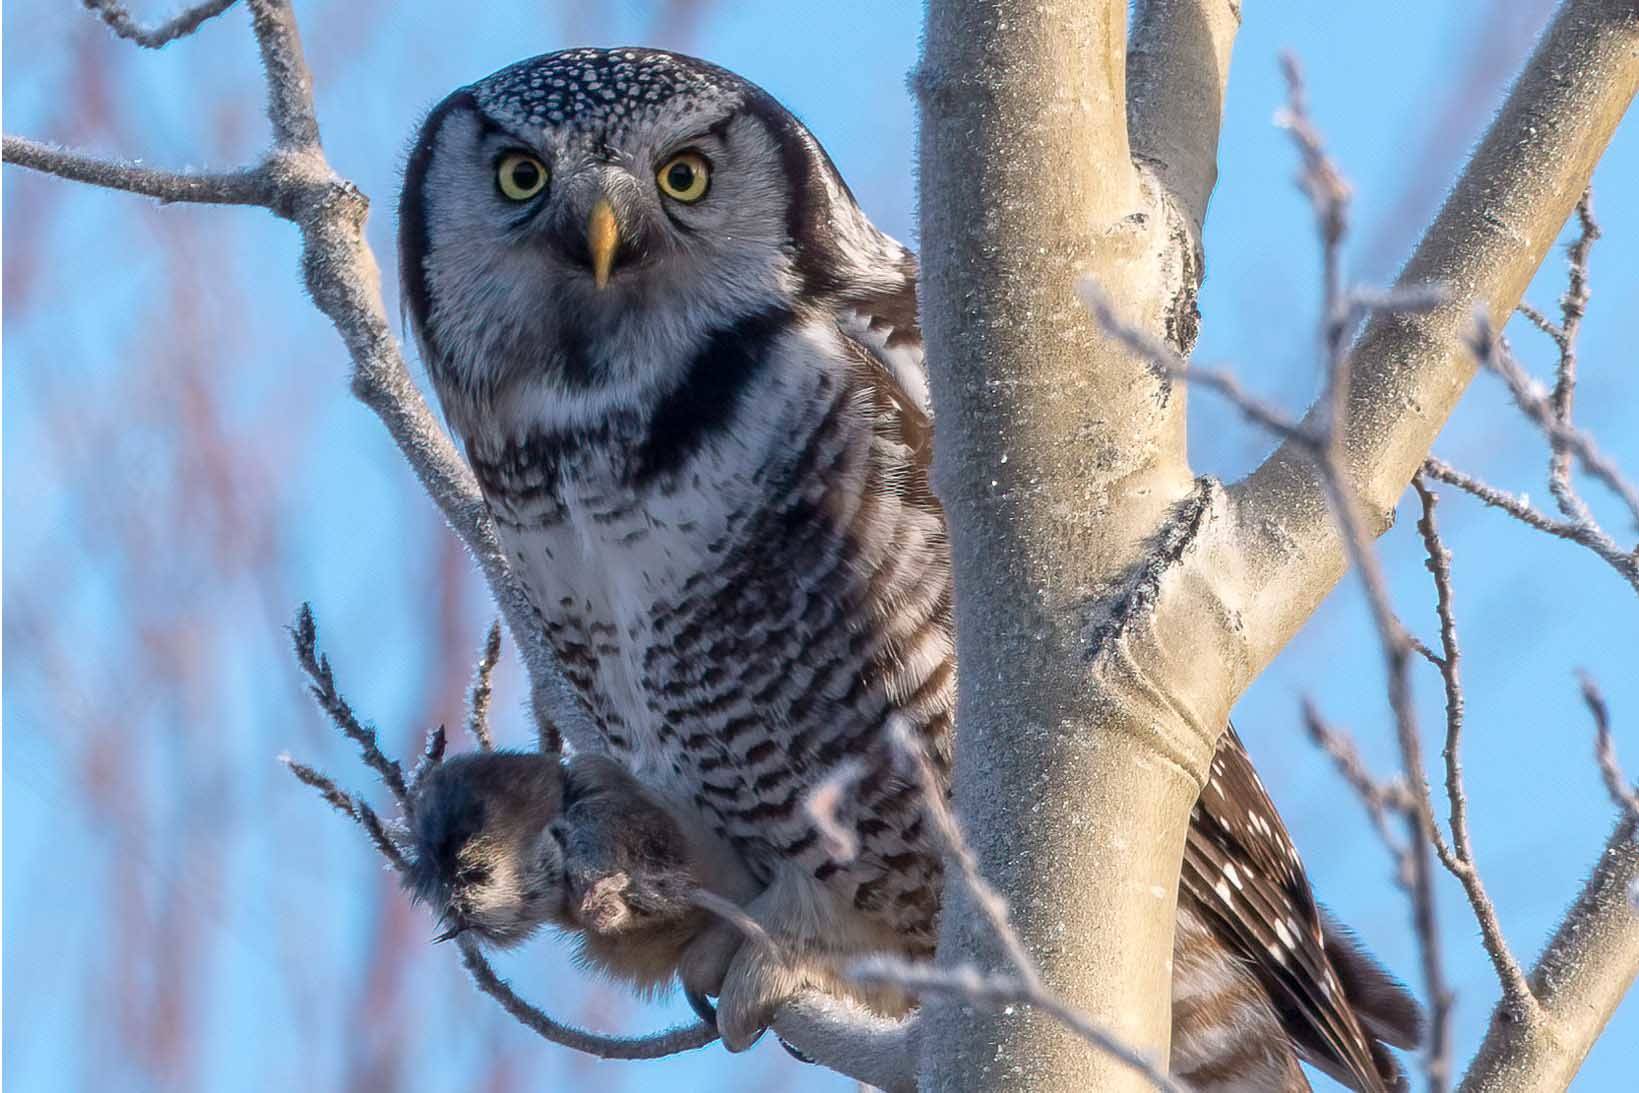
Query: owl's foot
678 913 803 1051
717 937 807 1051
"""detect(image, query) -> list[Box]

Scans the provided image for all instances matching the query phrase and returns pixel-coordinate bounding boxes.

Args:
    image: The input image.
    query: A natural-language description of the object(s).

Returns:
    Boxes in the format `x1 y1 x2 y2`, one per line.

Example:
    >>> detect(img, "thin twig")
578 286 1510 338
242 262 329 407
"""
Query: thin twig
1 136 270 206
1301 702 1413 864
1545 191 1599 517
1421 457 1639 592
1413 477 1536 1018
82 0 241 48
1276 53 1352 459
289 603 410 806
244 0 320 151
467 622 502 751
849 956 1183 1093
887 718 1040 992
1578 673 1639 823
456 936 719 1059
282 756 410 873
1414 478 1471 868
1514 302 1563 343
1472 319 1639 529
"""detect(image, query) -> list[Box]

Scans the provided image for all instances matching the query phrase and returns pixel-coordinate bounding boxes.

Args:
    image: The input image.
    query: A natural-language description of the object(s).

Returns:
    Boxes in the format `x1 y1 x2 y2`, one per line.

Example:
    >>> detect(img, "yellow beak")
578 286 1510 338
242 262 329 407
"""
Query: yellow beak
587 198 619 290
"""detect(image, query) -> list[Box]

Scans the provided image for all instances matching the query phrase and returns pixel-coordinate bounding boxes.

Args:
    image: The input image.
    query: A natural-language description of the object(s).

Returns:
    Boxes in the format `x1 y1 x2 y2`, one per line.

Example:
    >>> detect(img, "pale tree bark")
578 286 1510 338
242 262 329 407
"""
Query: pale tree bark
916 1 1637 1091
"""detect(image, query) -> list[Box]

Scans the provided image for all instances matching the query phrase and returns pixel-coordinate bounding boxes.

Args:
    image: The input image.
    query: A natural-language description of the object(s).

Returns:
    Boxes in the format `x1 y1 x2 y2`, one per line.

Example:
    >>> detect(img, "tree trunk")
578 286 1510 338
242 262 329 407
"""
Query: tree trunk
914 1 1637 1090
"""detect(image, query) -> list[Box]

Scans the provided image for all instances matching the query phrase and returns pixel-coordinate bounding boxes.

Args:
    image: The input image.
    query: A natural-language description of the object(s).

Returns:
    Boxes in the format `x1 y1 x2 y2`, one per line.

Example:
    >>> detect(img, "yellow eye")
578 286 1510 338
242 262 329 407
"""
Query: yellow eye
496 152 548 201
656 151 710 203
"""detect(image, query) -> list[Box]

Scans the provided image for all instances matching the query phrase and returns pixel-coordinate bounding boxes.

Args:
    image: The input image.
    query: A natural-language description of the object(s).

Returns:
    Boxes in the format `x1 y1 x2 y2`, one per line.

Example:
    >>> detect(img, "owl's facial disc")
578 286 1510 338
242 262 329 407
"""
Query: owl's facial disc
402 48 844 407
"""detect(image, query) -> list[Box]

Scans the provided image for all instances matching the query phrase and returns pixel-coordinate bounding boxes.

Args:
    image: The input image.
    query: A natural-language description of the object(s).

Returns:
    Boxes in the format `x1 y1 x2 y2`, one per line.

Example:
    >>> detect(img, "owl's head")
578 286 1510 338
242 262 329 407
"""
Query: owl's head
399 48 890 427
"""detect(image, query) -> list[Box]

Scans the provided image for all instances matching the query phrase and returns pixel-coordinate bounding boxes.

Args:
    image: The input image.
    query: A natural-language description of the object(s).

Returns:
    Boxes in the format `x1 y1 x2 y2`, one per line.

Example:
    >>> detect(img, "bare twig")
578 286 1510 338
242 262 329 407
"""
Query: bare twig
1471 319 1639 529
887 718 1039 993
1578 673 1639 822
281 756 410 874
456 937 719 1059
83 0 241 48
805 759 866 864
1420 458 1639 592
289 603 410 807
1301 701 1413 864
244 0 320 151
850 956 1182 1093
1413 478 1537 1019
1545 191 1600 515
1276 54 1352 451
1 137 270 206
466 621 502 751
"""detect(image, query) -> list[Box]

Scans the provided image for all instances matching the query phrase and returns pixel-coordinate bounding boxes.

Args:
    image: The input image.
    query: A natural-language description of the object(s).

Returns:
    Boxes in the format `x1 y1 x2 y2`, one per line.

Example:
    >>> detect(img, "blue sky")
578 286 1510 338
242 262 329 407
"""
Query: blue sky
5 1 1635 1090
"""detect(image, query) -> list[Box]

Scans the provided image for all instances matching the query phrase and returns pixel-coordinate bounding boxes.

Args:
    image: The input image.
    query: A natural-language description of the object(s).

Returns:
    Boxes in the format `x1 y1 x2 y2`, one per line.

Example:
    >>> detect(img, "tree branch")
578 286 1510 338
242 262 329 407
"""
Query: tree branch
1 136 270 206
457 937 719 1061
1126 0 1241 234
1578 675 1639 824
1413 477 1536 1022
916 2 1215 1087
1458 819 1639 1092
5 0 602 757
82 0 240 48
1226 0 1638 681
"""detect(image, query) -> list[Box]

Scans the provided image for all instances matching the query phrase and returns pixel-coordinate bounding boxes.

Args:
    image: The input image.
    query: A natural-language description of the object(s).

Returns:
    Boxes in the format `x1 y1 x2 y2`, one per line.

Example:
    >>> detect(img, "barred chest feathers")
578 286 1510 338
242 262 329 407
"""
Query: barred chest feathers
466 309 949 921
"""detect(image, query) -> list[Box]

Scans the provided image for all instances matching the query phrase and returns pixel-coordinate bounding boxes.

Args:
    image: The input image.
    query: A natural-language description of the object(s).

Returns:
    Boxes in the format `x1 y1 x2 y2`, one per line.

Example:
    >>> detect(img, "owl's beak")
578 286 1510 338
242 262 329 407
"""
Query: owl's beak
587 198 619 290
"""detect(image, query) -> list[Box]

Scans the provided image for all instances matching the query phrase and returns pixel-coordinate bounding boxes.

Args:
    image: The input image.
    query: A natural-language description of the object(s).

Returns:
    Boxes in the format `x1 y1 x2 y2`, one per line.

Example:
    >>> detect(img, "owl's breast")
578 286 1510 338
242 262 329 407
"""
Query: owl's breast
472 319 954 945
486 436 755 777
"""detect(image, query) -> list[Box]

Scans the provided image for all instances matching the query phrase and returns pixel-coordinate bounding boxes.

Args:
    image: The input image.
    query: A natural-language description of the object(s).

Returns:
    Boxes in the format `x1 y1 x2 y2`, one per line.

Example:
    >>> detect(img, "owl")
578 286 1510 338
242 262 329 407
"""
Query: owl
398 47 1421 1091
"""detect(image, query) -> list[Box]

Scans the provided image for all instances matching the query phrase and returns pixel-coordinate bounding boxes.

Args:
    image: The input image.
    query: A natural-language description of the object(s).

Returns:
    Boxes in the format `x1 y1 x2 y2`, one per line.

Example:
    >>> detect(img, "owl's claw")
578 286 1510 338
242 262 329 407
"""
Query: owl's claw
712 936 800 1052
678 917 740 999
684 987 717 1025
677 913 794 1052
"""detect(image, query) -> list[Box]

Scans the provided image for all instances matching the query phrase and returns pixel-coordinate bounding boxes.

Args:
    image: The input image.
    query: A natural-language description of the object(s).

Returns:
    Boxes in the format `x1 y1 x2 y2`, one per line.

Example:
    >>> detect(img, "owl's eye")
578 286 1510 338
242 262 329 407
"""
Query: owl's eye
496 152 549 201
656 151 711 203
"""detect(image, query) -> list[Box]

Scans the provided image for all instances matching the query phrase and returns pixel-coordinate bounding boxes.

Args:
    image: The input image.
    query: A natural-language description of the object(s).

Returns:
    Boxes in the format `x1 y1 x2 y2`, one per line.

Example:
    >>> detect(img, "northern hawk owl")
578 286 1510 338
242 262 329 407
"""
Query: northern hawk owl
398 47 1420 1092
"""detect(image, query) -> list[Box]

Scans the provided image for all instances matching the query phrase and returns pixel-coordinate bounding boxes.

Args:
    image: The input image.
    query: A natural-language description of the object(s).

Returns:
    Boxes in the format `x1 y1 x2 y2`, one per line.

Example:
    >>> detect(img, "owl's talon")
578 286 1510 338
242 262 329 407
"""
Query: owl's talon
678 918 741 1000
713 938 798 1053
685 988 718 1026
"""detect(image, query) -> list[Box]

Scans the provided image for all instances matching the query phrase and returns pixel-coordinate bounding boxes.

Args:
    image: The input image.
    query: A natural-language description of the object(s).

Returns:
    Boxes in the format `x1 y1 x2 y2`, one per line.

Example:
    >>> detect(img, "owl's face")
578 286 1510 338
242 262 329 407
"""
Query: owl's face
400 49 872 430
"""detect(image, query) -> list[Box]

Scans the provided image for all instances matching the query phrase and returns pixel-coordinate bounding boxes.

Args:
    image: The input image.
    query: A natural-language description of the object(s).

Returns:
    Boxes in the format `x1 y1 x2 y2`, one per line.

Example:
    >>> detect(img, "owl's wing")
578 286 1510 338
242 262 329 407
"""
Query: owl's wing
1183 727 1417 1093
832 256 933 469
